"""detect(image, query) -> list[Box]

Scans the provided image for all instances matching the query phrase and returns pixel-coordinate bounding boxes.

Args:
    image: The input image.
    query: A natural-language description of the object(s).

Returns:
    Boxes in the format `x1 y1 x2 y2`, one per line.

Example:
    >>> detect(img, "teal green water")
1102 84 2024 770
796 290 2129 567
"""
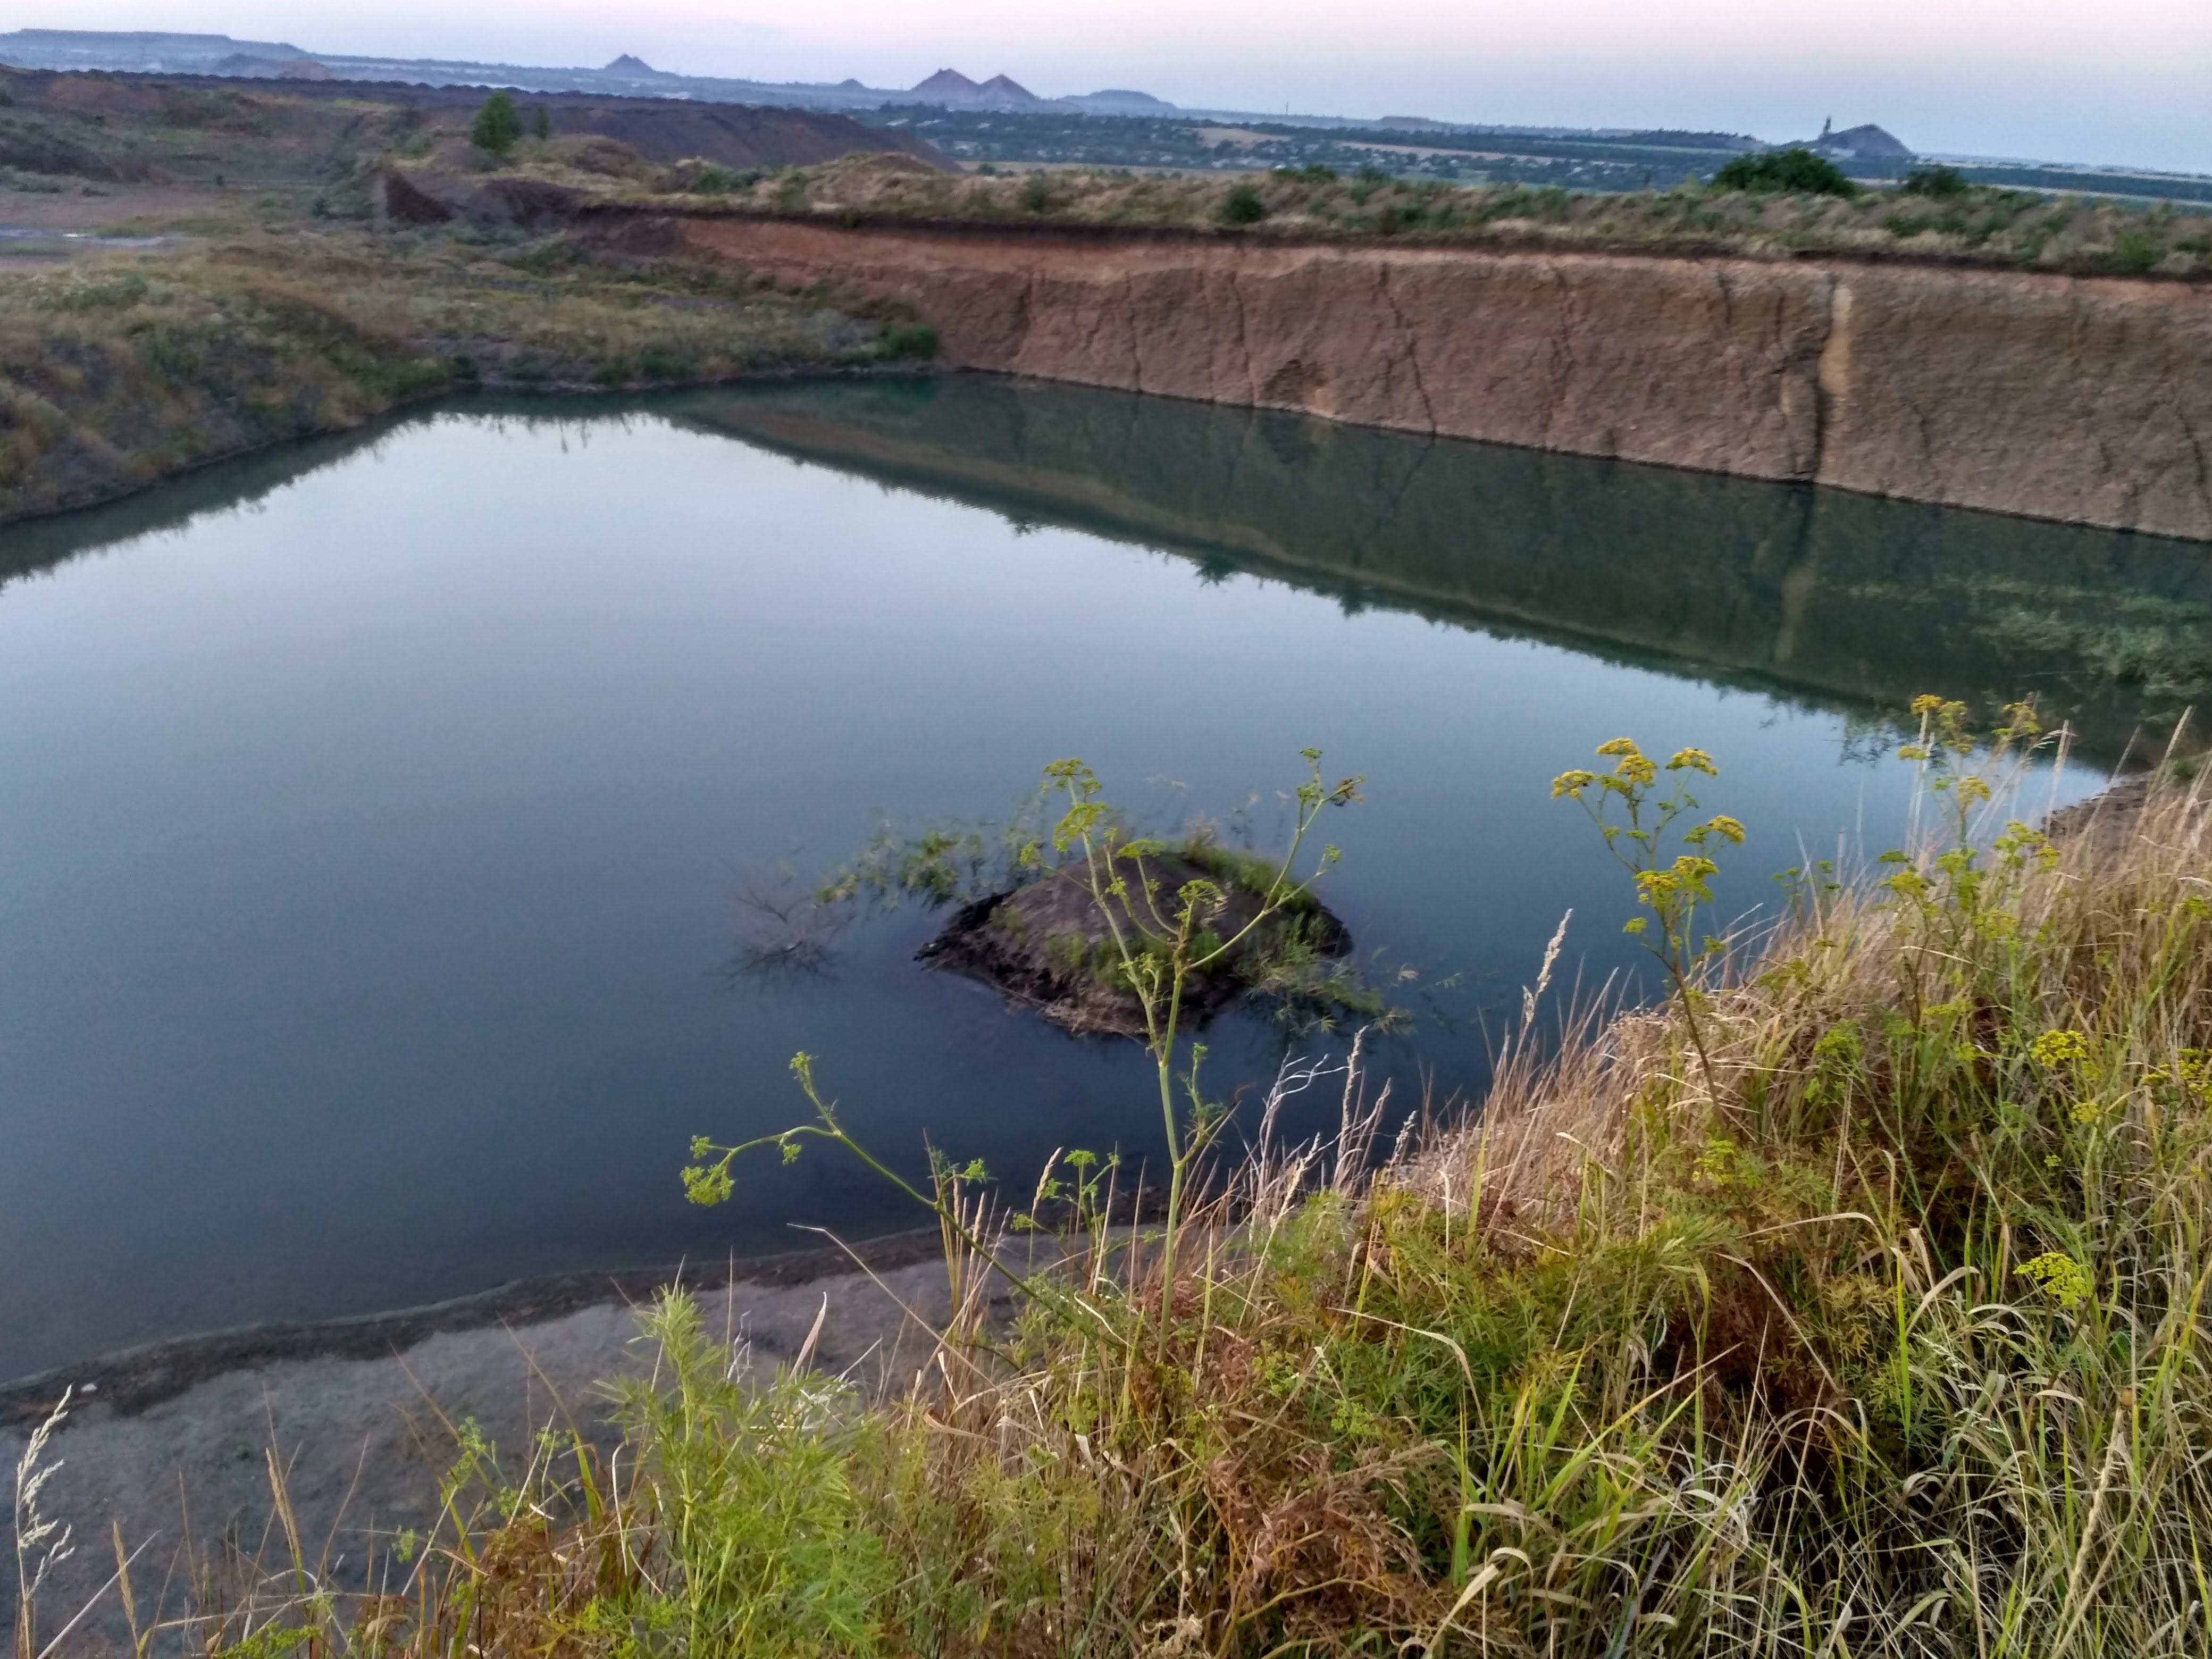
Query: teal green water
2 377 2192 1381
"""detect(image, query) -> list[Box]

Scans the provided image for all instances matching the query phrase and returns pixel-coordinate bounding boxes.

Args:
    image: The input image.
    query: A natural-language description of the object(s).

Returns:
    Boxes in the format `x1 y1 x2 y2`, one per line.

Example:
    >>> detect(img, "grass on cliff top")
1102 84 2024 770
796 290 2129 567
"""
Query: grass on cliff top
0 224 936 524
68 708 2212 1657
669 153 2212 278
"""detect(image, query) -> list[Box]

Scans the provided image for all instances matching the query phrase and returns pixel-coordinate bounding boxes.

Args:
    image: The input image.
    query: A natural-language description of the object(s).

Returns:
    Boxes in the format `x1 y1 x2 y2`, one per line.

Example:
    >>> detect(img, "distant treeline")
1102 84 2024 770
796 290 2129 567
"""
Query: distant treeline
1947 162 2212 206
856 104 2209 205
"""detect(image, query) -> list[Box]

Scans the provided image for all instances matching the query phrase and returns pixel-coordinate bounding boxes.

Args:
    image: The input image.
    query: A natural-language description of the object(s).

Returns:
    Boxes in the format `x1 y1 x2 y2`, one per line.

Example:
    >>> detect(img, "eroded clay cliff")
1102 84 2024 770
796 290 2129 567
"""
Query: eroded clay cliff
640 214 2212 541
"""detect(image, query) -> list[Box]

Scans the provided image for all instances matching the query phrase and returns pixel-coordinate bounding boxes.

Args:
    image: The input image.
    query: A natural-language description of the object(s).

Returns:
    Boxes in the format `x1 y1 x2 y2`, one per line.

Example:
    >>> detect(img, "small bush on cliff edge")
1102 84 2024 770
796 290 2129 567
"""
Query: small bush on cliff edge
1218 181 1269 225
877 322 939 360
1713 145 1860 197
1901 162 1970 198
470 91 521 157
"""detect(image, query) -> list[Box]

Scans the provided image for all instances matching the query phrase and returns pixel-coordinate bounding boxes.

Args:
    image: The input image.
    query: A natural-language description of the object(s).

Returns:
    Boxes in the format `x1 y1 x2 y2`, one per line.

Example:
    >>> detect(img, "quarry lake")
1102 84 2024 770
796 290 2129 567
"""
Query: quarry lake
3 376 2204 1382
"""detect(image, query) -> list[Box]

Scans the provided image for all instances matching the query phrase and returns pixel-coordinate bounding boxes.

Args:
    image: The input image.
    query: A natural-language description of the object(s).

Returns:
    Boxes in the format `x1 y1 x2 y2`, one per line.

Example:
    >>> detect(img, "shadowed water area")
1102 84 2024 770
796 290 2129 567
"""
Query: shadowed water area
2 375 2200 1383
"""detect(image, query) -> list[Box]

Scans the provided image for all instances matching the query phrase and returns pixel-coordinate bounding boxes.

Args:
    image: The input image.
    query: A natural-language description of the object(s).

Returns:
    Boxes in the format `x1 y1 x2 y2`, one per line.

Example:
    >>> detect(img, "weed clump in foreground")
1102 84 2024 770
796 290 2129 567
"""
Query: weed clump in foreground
160 705 2212 1656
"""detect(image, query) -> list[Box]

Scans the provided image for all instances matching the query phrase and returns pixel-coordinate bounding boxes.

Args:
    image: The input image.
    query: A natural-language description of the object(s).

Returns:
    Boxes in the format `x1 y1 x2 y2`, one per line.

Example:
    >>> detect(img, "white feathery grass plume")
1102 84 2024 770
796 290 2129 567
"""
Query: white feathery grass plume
1522 908 1571 1030
13 1387 78 1655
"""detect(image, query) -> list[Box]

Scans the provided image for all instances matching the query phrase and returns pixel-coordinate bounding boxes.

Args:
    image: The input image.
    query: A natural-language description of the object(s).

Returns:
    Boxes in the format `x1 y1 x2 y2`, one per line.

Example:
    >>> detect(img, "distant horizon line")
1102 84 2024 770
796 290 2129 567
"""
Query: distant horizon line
1 24 2203 180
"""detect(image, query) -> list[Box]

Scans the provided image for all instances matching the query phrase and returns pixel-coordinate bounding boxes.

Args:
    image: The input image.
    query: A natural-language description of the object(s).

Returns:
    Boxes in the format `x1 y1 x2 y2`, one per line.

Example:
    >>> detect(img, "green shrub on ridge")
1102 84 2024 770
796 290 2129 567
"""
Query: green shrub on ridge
1713 145 1861 197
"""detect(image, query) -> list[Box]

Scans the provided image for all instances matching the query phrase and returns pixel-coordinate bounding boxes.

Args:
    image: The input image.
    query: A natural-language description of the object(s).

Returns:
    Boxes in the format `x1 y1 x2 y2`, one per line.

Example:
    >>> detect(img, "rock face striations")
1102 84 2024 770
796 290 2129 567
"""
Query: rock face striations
651 215 2212 541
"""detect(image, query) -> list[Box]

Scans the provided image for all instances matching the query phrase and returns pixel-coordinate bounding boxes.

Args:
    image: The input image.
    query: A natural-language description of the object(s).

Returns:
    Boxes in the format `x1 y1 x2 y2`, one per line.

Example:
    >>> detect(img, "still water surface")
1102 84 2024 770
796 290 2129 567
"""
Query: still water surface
5 377 2201 1381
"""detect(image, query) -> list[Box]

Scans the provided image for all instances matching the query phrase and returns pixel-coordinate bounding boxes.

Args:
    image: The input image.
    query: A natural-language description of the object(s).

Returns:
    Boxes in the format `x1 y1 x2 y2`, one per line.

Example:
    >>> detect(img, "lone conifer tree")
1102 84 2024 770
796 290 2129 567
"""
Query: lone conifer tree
471 91 521 155
531 104 551 141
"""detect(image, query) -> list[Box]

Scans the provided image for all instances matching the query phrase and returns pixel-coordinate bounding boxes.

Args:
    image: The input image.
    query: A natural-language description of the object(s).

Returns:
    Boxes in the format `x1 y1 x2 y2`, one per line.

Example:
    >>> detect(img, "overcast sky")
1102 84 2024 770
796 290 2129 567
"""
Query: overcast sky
43 0 2212 172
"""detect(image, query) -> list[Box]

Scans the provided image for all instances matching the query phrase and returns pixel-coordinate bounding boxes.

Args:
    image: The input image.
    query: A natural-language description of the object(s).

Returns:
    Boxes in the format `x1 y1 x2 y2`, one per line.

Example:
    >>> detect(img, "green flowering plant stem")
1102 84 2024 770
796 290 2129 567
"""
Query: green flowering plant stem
1040 750 1361 1316
1553 739 1744 1102
1892 694 2046 850
1876 697 2059 1109
685 1053 1068 1321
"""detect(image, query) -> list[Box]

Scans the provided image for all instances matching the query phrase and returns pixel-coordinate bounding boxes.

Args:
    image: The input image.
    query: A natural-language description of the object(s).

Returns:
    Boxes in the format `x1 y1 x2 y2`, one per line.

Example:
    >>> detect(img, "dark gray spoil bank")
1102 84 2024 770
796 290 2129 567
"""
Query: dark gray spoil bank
0 1237 1010 1654
0 1228 945 1428
916 853 1350 1037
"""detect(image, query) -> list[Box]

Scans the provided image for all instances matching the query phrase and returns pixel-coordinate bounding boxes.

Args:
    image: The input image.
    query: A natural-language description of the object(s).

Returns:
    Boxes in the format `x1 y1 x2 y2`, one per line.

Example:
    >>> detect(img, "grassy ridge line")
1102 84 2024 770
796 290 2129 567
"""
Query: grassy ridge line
131 731 2212 1656
0 230 933 526
641 154 2212 280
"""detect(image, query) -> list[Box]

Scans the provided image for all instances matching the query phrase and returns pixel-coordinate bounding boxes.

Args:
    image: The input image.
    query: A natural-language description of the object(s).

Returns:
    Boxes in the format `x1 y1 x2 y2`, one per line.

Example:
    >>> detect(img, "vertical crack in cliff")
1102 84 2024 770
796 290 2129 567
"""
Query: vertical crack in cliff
1539 261 1577 448
1069 272 1117 379
1227 269 1259 406
1219 269 1262 511
2178 405 2212 523
2170 322 2211 523
1013 269 1037 371
1122 279 1147 393
1378 263 1438 434
1808 274 1846 486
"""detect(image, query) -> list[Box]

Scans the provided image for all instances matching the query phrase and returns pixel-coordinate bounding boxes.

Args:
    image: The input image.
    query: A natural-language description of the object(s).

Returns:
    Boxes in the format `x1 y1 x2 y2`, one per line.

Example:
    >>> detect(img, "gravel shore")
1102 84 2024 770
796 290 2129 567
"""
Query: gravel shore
0 1232 978 1653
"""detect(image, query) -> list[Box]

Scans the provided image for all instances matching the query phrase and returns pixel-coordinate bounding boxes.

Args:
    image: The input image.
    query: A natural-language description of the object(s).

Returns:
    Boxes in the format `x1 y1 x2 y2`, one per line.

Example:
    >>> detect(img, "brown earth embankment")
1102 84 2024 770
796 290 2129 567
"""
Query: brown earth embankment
640 214 2212 541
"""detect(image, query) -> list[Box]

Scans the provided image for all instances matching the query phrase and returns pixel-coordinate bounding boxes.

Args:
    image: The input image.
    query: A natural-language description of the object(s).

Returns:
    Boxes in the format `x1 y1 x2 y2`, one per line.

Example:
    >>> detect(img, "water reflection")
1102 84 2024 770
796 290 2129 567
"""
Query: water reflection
683 376 2212 765
0 380 2154 1381
19 380 2206 767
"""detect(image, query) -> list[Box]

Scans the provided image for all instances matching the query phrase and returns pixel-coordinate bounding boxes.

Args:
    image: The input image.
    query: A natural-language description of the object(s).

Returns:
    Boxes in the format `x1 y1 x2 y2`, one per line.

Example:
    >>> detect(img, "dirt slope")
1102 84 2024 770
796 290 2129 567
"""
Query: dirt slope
0 65 943 184
648 214 2212 540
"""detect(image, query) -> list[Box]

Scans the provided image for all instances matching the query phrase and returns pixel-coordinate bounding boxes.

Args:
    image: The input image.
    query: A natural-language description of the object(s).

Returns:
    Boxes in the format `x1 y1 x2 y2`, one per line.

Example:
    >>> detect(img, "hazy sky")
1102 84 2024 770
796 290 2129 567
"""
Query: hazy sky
45 0 2212 172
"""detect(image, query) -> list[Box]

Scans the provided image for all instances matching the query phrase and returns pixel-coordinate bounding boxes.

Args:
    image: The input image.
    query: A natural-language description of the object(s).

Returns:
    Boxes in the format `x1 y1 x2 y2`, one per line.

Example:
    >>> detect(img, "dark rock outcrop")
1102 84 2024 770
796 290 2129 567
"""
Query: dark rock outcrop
373 169 585 230
373 166 454 224
917 853 1350 1037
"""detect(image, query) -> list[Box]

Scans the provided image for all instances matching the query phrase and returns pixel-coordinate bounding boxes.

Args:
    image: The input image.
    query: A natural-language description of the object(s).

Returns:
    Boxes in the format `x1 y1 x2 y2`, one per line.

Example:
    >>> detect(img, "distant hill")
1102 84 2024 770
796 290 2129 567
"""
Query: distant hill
1791 119 1913 161
1078 89 1172 112
0 28 313 72
215 54 333 81
0 61 949 175
0 29 1177 121
907 69 1045 109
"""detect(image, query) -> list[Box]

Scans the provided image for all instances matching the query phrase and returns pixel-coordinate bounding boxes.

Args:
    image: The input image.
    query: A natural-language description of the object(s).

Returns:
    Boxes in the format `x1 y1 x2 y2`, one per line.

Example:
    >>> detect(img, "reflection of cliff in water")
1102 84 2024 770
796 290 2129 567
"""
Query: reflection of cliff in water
683 377 2212 765
0 419 408 591
0 399 660 593
12 381 2206 768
